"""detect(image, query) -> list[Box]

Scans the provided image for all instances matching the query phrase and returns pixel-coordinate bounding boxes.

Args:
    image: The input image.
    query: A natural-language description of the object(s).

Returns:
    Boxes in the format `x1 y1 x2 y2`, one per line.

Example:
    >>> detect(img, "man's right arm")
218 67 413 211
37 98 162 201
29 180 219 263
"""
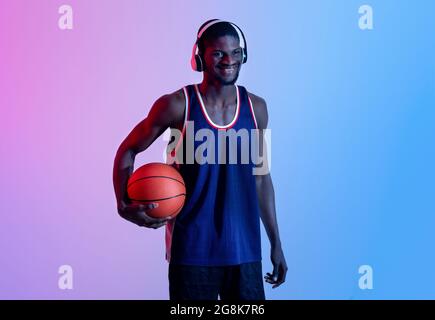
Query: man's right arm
113 90 185 228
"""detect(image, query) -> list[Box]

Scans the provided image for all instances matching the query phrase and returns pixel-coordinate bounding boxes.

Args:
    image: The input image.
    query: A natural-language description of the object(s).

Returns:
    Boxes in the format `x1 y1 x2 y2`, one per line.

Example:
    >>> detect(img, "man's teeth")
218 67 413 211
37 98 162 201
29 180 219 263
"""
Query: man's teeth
220 67 236 73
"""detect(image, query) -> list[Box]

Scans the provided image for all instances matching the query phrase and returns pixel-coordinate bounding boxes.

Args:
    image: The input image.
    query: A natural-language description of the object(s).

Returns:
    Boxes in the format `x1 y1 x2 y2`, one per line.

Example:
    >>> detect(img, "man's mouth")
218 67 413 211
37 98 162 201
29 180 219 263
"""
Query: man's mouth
217 65 238 75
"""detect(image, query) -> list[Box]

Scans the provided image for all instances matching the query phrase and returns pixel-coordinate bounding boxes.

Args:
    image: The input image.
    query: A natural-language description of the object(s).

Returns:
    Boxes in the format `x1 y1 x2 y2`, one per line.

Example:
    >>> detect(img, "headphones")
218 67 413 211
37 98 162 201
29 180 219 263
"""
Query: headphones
191 19 248 72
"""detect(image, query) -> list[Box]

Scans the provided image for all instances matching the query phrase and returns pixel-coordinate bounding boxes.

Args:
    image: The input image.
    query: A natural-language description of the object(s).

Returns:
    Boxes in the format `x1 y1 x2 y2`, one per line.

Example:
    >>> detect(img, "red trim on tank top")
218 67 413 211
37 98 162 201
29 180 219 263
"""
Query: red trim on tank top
247 96 258 129
172 86 190 159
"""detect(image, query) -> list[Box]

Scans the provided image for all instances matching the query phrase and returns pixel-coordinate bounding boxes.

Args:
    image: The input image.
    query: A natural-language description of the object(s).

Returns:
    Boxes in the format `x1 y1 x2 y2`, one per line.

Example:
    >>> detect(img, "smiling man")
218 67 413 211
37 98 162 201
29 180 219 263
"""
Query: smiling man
113 19 287 300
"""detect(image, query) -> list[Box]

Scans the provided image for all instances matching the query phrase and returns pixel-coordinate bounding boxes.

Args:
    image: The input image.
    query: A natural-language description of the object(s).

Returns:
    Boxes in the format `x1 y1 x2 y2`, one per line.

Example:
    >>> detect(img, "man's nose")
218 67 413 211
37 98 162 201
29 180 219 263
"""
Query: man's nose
221 54 237 65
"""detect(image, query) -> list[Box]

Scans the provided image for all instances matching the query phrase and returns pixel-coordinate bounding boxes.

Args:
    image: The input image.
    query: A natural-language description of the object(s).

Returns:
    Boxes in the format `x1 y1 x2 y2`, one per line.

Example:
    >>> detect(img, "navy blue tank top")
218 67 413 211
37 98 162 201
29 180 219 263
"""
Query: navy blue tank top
165 84 262 266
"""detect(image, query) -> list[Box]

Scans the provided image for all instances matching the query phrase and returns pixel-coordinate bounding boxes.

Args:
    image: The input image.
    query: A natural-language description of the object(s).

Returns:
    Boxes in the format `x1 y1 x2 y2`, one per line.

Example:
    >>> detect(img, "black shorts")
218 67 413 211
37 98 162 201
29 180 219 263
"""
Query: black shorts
168 261 266 301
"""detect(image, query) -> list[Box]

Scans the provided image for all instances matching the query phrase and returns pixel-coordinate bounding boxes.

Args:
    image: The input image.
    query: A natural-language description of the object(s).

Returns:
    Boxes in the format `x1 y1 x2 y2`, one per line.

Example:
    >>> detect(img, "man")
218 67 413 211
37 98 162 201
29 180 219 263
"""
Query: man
113 19 287 300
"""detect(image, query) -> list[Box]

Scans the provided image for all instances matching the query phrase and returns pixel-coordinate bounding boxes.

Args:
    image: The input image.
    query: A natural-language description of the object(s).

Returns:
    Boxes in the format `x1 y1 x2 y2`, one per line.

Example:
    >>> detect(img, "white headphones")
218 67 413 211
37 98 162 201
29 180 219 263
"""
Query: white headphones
190 19 248 72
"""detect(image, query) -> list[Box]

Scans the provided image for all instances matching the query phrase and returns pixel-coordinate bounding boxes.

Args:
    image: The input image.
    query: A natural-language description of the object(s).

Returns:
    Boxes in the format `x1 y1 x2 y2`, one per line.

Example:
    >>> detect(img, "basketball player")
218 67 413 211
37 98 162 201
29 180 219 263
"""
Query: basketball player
113 19 287 300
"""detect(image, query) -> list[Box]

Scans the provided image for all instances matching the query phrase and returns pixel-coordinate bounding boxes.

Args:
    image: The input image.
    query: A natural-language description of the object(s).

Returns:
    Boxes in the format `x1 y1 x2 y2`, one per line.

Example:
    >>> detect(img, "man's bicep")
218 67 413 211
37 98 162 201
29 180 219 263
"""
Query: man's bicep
251 96 270 175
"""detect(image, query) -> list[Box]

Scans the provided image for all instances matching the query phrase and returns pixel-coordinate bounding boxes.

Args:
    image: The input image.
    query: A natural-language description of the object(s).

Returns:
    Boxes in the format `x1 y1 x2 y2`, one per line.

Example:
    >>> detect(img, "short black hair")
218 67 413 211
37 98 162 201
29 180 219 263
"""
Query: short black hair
197 20 240 54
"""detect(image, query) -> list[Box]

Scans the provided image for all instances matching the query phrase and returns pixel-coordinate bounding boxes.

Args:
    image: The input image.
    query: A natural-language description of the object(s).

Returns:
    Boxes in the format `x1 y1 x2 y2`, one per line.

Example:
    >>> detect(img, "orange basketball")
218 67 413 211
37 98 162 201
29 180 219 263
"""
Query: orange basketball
127 163 186 219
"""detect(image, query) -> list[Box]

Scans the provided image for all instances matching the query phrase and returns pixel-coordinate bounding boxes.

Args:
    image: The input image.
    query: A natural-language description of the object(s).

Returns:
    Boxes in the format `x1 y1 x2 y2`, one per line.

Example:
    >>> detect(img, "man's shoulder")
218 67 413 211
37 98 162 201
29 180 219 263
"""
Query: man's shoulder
245 89 267 110
149 87 187 127
159 87 186 107
245 89 268 128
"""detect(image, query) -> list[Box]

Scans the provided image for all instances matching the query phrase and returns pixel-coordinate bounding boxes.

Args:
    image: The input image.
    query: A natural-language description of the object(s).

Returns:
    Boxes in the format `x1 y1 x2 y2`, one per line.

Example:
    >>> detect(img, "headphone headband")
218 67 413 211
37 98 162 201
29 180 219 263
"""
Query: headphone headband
196 19 246 51
197 19 221 39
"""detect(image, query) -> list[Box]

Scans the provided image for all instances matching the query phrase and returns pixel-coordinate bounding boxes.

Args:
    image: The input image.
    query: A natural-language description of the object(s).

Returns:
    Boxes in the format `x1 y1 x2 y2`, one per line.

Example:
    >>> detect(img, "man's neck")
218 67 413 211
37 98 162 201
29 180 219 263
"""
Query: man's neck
198 80 236 105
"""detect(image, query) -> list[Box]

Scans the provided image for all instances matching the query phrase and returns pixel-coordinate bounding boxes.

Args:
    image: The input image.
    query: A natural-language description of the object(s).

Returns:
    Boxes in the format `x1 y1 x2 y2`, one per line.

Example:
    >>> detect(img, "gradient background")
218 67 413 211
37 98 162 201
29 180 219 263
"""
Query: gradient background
1 0 434 299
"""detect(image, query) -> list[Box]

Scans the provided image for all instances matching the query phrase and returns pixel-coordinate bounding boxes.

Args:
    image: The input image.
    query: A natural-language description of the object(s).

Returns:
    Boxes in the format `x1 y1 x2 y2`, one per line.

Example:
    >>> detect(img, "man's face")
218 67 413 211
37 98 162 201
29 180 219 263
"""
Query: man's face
202 35 243 85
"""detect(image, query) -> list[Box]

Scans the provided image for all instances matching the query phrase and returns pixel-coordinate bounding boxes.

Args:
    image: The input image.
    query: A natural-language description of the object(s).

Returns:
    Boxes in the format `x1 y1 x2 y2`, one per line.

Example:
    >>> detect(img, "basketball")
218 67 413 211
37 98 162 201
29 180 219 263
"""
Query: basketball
127 163 186 219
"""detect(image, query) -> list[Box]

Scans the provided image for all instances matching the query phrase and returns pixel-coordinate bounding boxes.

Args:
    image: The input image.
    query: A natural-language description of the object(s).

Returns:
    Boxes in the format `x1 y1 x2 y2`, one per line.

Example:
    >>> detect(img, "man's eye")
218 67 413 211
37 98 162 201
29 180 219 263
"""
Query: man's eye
213 52 223 58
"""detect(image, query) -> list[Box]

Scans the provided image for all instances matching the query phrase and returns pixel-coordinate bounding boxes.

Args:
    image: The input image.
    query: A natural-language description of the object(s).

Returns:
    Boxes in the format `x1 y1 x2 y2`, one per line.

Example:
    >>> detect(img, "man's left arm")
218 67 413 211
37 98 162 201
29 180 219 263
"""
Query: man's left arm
250 94 288 289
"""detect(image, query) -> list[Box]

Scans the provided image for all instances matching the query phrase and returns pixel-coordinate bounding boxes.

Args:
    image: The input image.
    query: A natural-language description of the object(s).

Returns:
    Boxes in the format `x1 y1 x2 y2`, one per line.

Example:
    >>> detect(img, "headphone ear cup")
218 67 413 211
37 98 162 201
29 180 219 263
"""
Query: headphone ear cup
191 56 197 71
242 48 247 64
191 43 201 71
195 54 204 72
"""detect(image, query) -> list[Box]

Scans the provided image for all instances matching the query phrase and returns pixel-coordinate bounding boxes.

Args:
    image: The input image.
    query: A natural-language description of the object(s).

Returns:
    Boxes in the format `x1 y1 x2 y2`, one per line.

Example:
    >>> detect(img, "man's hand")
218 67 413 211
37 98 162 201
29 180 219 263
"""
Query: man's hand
118 202 172 229
264 246 288 289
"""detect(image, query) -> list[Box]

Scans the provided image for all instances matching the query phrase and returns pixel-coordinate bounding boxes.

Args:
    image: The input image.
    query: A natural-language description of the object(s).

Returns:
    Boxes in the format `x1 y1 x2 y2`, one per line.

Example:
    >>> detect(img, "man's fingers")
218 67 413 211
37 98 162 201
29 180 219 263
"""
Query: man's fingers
272 274 285 288
265 269 285 288
272 267 279 279
268 269 279 281
121 203 173 228
272 274 284 288
264 272 278 282
147 221 168 229
140 203 158 211
136 210 168 224
136 215 168 227
270 265 287 288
